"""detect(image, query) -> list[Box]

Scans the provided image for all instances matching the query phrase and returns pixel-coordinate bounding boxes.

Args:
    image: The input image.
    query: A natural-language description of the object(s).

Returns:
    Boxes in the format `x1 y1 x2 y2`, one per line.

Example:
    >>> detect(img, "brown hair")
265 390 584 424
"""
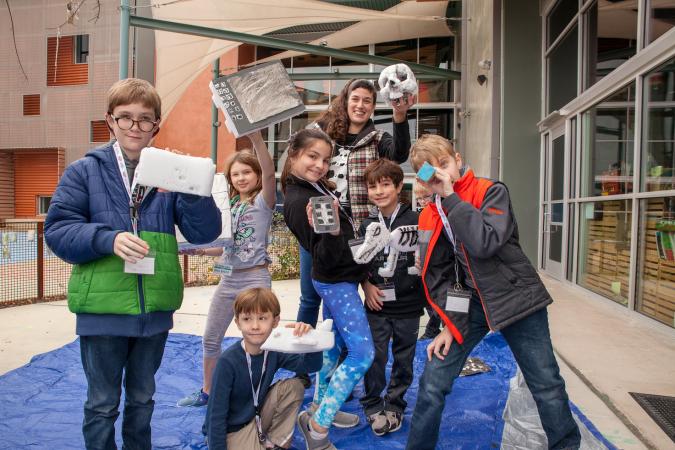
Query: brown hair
410 134 457 171
225 150 262 201
106 78 161 119
233 287 281 318
280 128 336 193
315 79 377 144
364 158 404 187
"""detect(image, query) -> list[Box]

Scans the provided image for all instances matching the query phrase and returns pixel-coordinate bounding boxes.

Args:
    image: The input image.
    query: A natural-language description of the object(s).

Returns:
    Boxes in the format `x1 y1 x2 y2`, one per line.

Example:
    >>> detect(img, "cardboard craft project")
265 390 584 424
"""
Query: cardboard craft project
378 63 418 106
350 222 390 264
135 147 215 197
261 319 335 354
176 173 232 251
210 61 306 137
379 225 420 277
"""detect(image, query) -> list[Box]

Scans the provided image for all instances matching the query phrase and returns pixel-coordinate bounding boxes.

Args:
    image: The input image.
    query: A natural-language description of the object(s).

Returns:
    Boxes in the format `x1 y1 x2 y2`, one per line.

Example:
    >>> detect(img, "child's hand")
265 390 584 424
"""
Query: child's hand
418 169 454 198
114 232 149 263
363 281 384 311
427 327 454 362
285 322 314 337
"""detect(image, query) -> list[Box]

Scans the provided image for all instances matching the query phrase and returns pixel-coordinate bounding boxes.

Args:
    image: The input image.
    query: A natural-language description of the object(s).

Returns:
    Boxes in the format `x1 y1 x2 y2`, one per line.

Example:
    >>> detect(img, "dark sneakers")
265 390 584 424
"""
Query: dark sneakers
176 389 209 407
367 411 390 436
385 410 403 433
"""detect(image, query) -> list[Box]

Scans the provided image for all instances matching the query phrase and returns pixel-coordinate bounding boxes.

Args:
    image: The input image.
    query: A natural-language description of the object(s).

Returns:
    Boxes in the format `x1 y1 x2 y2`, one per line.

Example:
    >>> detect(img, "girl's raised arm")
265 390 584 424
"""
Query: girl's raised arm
248 131 277 209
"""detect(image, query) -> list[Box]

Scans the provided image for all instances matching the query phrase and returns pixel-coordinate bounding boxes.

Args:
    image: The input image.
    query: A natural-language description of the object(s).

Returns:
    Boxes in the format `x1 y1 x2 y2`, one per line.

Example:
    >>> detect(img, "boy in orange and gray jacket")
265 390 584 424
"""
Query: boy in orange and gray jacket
405 134 581 450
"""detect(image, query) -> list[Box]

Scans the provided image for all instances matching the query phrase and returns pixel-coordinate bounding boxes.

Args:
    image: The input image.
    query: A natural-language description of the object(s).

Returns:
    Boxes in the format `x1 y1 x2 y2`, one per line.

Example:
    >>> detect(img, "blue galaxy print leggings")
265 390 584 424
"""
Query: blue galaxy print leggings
311 280 375 429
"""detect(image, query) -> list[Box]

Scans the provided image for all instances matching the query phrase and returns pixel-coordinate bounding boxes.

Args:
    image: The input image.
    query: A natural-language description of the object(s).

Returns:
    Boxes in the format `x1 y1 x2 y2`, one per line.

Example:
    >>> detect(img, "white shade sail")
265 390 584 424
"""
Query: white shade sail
150 0 451 116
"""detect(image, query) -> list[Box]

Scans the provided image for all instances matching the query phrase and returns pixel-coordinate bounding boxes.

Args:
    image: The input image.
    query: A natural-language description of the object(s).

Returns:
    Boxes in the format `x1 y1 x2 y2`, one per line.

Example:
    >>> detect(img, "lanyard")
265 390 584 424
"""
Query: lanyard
113 142 150 235
230 196 248 237
243 341 268 442
435 194 455 245
310 181 359 237
434 195 464 289
378 203 400 255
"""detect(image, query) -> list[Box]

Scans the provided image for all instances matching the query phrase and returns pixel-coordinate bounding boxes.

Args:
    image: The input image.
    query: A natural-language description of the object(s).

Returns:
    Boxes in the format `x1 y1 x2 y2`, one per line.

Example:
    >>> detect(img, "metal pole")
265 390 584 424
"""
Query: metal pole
289 71 447 81
128 15 460 80
37 222 44 300
119 0 131 79
211 58 220 164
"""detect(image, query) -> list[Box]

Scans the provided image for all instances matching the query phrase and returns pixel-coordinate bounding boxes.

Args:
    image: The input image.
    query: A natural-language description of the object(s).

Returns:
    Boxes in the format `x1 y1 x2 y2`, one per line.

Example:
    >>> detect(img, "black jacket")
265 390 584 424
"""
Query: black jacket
360 204 424 318
283 175 366 283
419 169 552 344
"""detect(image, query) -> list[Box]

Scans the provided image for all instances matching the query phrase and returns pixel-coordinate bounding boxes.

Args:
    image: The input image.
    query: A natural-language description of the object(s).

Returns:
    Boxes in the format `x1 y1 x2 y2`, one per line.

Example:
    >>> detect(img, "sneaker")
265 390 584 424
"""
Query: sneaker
367 411 390 436
385 410 403 433
297 410 337 450
307 402 359 428
176 389 209 407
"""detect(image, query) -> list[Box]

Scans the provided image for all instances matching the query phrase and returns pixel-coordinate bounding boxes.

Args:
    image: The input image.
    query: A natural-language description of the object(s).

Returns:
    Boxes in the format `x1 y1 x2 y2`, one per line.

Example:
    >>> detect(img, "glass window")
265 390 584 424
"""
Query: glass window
552 135 565 201
547 0 578 46
291 54 331 106
418 37 454 103
331 45 371 97
583 0 637 88
548 25 579 113
75 34 89 64
374 39 418 76
637 196 675 328
373 110 418 140
580 82 635 197
577 199 632 306
645 0 675 45
641 57 675 192
418 109 452 140
37 196 52 215
567 203 576 281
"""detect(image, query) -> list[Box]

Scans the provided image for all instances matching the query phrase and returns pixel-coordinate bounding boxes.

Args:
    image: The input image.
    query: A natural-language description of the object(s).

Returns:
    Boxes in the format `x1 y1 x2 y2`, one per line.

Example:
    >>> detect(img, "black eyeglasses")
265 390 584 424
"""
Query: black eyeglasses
109 114 158 133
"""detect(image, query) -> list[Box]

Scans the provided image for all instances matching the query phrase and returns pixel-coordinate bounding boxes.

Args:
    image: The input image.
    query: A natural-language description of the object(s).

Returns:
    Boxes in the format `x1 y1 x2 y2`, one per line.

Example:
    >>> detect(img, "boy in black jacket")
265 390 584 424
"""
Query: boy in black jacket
360 159 424 436
405 135 580 450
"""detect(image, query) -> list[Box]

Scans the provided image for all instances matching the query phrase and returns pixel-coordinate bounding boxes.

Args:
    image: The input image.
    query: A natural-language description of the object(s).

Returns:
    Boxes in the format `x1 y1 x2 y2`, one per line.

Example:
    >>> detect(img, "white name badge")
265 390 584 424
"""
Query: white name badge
124 250 156 275
213 263 233 276
377 282 397 302
445 288 471 313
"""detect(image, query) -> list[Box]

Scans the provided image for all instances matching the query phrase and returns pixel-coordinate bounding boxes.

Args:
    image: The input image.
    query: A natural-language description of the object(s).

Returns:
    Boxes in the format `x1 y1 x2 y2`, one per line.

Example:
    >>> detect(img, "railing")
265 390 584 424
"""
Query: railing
0 218 300 307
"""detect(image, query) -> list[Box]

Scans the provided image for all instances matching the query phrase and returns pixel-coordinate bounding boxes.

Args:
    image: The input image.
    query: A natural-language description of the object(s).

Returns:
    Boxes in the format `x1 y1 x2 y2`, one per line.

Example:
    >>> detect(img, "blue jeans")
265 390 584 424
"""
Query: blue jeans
406 299 580 450
80 332 168 450
296 245 322 327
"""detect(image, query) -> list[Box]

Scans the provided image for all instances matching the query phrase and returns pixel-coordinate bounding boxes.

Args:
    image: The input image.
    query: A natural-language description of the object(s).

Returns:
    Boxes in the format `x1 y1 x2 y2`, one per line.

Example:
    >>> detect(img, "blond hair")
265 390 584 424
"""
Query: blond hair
233 288 281 318
410 134 456 171
106 78 161 119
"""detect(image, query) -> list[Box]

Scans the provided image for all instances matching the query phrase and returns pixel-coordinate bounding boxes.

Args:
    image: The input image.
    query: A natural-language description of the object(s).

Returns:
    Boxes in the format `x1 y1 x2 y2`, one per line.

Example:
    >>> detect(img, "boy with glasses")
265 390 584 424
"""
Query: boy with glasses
45 78 222 449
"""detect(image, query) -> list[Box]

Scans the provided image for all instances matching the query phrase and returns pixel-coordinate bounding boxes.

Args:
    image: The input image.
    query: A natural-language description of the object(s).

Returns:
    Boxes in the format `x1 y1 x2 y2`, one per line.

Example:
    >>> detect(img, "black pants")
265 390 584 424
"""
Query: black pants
360 313 420 415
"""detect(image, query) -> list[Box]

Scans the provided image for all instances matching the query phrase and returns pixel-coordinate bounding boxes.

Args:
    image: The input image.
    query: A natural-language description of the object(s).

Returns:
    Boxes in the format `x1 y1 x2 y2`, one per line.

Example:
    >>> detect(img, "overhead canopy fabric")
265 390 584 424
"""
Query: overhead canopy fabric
150 0 452 116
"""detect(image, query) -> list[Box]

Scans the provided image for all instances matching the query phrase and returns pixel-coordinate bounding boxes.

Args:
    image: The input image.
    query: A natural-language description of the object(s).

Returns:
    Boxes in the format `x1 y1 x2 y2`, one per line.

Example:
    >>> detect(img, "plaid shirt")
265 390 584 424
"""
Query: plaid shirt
343 129 384 229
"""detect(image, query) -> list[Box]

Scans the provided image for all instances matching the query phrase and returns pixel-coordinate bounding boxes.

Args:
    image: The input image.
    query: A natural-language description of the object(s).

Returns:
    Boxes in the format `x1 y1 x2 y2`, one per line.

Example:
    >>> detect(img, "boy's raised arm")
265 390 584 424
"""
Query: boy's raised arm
45 164 120 265
442 183 515 259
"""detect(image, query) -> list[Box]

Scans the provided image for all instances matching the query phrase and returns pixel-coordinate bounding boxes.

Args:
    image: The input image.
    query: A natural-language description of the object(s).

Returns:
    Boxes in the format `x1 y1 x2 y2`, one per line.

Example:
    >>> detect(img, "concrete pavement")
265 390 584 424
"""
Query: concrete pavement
1 275 674 449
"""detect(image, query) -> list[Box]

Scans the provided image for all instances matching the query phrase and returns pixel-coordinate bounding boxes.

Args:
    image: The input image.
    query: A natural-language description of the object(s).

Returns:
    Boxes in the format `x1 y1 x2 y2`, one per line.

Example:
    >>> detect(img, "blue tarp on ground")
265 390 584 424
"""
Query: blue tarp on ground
0 333 613 449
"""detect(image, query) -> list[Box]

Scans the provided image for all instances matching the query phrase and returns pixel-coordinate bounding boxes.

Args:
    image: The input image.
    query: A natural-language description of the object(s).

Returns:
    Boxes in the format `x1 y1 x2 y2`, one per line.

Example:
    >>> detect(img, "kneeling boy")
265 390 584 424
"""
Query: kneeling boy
205 288 323 450
406 135 581 450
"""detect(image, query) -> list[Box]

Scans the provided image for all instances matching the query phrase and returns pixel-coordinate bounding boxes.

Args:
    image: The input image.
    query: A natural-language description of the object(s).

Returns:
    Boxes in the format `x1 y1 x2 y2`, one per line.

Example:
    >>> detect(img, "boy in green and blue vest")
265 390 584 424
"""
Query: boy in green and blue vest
45 78 221 449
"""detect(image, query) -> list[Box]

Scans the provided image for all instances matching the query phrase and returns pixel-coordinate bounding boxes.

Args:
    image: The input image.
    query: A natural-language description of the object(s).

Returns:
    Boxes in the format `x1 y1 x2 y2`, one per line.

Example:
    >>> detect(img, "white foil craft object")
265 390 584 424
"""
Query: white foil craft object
135 147 215 197
210 61 306 137
261 319 335 354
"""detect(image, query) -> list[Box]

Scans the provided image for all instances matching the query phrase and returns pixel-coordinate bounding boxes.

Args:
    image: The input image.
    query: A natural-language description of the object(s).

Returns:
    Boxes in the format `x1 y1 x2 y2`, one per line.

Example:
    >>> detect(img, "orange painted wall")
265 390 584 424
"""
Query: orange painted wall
154 46 256 173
